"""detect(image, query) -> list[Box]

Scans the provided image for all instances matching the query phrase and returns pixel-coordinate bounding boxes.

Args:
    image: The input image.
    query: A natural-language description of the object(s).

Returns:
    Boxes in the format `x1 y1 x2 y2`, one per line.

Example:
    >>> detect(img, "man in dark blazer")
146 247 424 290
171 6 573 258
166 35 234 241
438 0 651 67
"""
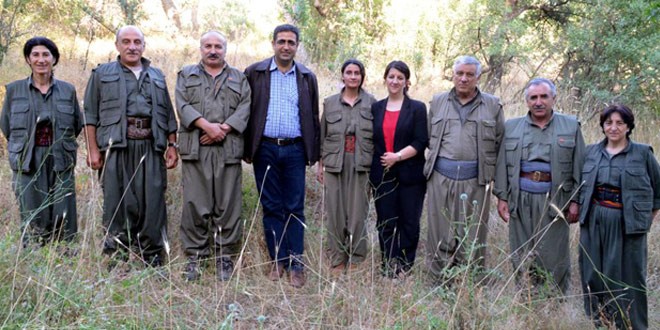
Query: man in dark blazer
243 24 320 288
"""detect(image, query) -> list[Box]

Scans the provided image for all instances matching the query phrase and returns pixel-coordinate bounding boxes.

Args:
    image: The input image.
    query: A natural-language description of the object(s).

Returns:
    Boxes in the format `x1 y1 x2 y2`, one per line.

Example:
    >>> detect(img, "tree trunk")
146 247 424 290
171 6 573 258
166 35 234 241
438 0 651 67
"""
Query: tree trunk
160 0 182 31
0 0 29 66
191 0 200 34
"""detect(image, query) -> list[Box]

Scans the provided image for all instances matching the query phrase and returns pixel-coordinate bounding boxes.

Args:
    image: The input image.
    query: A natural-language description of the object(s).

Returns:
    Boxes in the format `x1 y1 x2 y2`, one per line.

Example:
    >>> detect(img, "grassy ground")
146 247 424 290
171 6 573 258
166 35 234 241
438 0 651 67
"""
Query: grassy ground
1 31 659 329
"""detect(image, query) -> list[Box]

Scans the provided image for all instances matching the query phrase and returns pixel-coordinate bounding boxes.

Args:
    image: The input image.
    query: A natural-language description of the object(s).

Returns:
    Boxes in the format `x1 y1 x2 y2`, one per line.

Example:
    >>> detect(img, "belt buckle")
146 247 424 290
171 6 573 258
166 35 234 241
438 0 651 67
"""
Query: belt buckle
532 171 542 182
135 119 145 129
276 138 285 146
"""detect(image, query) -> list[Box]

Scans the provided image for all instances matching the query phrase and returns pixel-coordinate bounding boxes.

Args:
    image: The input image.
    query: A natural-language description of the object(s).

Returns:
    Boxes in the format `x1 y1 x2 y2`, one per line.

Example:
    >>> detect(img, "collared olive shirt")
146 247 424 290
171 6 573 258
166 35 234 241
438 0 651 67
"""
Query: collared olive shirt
594 143 629 188
83 57 177 152
579 139 660 233
494 111 585 217
176 62 251 162
320 89 376 173
1 76 82 172
438 89 482 161
521 114 554 163
122 65 153 117
28 76 54 124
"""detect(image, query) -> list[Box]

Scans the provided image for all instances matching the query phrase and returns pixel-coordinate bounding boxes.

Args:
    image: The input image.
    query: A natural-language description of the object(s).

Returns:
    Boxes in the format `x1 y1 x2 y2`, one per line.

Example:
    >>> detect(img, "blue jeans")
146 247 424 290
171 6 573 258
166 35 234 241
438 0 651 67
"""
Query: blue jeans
253 141 306 269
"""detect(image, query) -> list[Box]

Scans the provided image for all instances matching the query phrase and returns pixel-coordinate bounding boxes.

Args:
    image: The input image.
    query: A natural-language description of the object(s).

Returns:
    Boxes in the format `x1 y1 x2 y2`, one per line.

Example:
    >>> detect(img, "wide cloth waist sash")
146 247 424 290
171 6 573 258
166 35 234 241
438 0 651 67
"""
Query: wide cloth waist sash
520 161 552 193
433 157 478 181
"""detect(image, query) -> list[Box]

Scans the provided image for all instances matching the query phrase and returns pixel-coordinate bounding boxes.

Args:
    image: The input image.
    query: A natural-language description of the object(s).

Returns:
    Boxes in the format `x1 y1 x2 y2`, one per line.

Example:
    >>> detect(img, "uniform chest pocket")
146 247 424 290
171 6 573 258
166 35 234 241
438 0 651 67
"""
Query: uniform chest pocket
480 120 497 141
152 78 170 108
56 104 76 134
626 167 651 190
9 102 30 130
556 135 576 161
581 163 596 175
183 76 202 105
100 74 120 102
430 116 444 139
325 111 343 136
504 141 519 166
358 108 373 134
224 80 243 111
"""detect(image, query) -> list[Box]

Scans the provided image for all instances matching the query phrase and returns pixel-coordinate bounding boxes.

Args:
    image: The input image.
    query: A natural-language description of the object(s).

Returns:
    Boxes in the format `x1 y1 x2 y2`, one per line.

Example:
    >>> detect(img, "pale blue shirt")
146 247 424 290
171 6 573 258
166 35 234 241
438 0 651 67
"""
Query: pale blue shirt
263 59 301 138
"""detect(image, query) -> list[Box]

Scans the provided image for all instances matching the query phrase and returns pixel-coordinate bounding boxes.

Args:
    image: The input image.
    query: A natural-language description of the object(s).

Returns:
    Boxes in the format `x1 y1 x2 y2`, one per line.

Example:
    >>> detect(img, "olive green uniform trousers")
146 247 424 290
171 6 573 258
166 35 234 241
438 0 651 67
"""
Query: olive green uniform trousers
180 146 243 257
13 146 77 244
324 153 370 267
580 205 647 329
102 139 167 258
426 174 489 276
509 191 570 293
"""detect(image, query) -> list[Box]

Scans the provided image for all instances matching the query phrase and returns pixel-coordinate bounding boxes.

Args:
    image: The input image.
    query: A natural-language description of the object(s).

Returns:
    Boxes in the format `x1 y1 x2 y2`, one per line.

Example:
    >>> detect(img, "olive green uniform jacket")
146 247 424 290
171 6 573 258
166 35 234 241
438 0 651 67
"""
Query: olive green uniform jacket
579 139 660 329
494 111 584 293
493 112 584 216
1 77 82 242
175 63 251 257
320 90 376 266
423 89 504 274
423 90 503 183
84 58 177 258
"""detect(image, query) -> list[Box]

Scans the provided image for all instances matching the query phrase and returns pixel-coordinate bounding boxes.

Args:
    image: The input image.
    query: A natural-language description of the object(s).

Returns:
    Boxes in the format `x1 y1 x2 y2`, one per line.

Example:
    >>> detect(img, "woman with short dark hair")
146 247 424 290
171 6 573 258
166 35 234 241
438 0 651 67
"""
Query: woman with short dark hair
579 104 660 329
370 61 428 278
0 36 82 247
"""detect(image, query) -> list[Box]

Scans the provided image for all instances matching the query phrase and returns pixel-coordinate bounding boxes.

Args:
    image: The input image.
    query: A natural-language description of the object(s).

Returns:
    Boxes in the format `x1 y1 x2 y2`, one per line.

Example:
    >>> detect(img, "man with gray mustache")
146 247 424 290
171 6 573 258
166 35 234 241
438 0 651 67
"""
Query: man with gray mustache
84 26 178 268
494 78 584 294
176 31 251 281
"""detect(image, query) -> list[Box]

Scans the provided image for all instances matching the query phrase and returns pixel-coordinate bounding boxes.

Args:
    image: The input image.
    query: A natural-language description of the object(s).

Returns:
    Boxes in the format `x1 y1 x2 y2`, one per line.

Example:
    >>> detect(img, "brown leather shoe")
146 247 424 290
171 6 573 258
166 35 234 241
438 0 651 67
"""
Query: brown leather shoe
347 262 361 272
330 263 346 277
268 262 285 281
290 269 306 288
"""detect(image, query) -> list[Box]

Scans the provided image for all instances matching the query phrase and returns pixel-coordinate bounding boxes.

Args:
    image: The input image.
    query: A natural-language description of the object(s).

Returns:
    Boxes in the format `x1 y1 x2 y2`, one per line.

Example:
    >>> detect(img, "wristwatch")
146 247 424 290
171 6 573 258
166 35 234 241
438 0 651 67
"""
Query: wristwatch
168 142 179 148
396 151 402 161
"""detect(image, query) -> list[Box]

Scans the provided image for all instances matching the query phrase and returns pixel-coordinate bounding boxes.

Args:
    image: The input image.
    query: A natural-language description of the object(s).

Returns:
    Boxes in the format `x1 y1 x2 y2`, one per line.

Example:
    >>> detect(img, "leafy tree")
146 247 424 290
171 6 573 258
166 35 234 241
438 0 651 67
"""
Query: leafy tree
453 0 569 93
202 0 255 40
117 0 143 25
560 0 659 113
0 0 32 65
280 0 389 70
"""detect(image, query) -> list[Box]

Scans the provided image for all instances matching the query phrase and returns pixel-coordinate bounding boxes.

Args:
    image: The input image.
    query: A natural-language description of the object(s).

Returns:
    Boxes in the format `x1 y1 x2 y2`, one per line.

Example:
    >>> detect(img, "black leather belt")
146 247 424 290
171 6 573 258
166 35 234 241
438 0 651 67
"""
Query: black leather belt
126 117 152 139
262 136 303 146
127 116 151 129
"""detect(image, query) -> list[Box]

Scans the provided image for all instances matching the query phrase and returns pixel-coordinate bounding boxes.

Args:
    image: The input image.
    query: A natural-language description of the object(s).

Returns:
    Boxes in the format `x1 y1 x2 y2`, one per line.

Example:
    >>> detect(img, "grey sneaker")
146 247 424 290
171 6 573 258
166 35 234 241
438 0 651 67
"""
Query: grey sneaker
217 256 234 281
184 256 201 282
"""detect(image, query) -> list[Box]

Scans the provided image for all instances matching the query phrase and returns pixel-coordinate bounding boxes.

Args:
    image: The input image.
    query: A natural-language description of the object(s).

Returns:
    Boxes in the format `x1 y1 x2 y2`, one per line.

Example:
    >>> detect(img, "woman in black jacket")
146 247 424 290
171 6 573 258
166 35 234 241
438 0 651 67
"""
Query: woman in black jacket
370 61 428 277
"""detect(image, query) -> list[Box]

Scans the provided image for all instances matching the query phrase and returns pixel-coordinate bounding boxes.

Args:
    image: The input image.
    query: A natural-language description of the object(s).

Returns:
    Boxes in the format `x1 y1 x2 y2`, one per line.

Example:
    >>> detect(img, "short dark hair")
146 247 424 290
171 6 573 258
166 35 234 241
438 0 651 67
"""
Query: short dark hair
341 59 366 90
23 36 60 66
273 24 300 43
383 60 411 95
600 104 635 138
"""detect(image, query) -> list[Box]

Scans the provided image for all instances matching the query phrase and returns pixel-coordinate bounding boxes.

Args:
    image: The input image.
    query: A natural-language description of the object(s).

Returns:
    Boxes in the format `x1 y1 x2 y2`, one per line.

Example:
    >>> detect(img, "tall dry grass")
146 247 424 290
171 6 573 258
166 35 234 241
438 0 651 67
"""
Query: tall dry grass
0 30 658 329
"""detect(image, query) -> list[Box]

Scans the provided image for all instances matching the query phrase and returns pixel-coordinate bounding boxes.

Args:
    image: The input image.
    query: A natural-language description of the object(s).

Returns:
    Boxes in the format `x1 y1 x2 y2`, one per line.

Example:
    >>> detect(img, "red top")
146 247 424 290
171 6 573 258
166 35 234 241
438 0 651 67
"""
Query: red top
383 110 400 153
